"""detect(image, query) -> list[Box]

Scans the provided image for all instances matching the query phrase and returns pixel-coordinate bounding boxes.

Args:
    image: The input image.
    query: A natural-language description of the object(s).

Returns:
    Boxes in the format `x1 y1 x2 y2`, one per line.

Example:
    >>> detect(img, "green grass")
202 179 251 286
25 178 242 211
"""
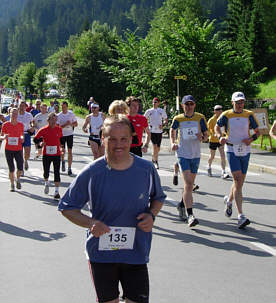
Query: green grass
257 77 276 99
254 135 276 152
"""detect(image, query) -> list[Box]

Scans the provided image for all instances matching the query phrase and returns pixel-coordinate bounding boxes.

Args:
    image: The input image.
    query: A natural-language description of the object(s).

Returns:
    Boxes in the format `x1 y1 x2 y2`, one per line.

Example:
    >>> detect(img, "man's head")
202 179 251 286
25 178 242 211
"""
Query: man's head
102 114 132 161
35 99 41 109
41 103 48 114
126 96 140 116
152 97 160 108
231 91 245 113
214 105 223 117
19 101 27 113
61 101 68 113
54 104 59 113
181 95 196 116
91 102 100 115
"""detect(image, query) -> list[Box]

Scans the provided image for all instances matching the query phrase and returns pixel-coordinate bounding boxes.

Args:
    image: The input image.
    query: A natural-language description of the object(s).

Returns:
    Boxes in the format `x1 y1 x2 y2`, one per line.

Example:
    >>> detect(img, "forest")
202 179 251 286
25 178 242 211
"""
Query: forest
1 0 276 116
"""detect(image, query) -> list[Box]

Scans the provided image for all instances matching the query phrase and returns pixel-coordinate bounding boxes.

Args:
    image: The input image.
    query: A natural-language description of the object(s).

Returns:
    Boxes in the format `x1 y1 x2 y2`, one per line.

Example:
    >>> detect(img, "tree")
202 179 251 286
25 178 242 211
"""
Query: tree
104 17 265 116
32 67 48 99
13 62 36 96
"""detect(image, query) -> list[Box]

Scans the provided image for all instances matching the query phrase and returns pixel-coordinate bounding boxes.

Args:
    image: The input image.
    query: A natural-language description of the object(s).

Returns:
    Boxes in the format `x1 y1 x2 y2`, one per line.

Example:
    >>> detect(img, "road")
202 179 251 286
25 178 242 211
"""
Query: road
1 123 276 303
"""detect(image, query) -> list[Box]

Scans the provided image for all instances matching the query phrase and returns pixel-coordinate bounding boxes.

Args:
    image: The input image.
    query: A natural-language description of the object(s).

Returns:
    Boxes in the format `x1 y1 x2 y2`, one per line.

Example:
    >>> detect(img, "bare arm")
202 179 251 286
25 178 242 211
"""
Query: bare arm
61 209 110 237
137 200 163 232
170 128 178 151
142 126 151 153
82 115 90 133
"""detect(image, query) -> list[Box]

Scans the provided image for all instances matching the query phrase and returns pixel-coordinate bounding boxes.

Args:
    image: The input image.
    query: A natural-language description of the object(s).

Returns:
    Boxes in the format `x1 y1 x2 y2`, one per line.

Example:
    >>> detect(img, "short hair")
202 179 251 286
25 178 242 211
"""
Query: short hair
62 101 68 107
108 100 129 115
102 114 132 137
41 103 48 107
125 96 141 106
47 112 57 122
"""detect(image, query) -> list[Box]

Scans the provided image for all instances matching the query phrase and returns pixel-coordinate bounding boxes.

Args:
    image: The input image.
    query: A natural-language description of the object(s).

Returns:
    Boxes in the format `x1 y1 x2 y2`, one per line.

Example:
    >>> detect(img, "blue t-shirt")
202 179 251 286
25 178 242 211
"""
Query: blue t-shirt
58 155 166 264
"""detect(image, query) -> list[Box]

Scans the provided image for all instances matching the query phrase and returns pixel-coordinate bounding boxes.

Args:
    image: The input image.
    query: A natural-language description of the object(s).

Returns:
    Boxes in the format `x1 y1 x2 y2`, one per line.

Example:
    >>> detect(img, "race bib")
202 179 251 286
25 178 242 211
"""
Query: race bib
46 145 57 155
182 127 198 140
98 227 136 251
233 143 247 157
8 137 19 146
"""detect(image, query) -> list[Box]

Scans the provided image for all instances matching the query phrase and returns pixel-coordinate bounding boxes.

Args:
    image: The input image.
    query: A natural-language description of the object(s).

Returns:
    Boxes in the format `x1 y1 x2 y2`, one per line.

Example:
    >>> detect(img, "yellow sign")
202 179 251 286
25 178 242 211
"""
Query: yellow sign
174 75 187 80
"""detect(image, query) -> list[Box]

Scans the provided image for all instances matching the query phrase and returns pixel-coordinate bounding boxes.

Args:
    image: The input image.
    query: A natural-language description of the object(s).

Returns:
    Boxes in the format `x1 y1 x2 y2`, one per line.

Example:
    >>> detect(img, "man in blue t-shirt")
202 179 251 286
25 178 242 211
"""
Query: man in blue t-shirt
58 114 166 303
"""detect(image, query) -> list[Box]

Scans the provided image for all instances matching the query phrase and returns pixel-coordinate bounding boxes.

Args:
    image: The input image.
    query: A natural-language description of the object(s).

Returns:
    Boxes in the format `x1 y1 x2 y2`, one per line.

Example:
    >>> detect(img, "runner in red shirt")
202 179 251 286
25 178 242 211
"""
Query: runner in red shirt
34 112 63 200
126 96 150 157
0 108 24 191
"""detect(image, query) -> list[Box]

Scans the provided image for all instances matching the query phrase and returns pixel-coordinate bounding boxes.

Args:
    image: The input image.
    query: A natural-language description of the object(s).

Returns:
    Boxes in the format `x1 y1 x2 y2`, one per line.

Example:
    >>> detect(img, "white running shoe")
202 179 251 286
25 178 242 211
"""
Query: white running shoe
238 215 250 229
44 184 49 194
188 215 199 227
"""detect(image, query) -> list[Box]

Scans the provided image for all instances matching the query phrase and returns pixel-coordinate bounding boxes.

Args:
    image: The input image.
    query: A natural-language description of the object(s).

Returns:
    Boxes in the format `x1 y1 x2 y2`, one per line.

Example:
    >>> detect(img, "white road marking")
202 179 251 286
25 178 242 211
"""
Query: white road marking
83 156 93 163
165 195 178 206
250 242 276 257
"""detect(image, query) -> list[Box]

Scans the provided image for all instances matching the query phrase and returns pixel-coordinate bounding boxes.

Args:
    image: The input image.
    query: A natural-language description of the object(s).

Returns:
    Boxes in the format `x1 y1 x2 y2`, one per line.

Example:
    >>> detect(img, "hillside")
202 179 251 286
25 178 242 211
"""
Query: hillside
0 0 27 26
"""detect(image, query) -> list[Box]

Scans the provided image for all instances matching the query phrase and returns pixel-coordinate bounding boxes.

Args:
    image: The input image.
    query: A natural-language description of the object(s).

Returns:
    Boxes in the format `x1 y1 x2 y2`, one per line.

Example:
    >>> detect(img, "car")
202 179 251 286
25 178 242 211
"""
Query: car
0 96 14 113
46 89 60 98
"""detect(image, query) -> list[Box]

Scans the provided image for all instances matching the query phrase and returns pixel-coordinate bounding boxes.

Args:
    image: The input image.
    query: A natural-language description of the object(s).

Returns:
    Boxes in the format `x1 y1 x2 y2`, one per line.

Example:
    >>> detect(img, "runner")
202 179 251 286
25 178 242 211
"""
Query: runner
47 100 55 113
0 108 24 191
82 102 105 160
207 105 230 179
126 96 151 157
17 101 35 173
215 92 260 229
58 114 166 303
269 120 276 140
144 97 168 169
33 103 49 159
30 99 41 117
87 96 95 113
34 112 63 200
57 101 78 175
170 95 208 227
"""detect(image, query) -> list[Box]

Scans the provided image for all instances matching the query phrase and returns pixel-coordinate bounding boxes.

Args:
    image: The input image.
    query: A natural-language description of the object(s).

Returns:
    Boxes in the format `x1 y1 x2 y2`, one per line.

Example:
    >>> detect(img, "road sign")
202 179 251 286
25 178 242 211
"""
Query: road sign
174 75 187 80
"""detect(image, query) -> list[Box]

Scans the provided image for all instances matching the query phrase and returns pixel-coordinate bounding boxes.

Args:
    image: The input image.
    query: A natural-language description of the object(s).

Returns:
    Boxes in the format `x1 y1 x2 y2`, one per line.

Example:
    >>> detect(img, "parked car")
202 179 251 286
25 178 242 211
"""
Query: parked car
0 96 13 113
46 89 60 98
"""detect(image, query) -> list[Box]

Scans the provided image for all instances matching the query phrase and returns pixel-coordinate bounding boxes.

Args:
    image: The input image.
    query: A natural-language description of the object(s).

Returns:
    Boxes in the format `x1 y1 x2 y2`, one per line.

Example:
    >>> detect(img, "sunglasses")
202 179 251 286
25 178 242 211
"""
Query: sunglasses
235 101 245 105
184 102 195 106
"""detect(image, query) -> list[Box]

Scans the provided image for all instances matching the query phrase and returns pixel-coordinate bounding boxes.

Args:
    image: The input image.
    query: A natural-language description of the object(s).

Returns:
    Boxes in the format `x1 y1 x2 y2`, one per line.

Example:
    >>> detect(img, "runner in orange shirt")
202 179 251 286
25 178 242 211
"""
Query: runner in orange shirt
0 108 24 191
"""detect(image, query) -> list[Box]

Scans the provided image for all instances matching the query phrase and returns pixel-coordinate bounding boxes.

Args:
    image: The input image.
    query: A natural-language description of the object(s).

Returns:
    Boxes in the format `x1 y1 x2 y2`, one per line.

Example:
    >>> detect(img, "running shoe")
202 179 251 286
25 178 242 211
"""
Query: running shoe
192 184 199 192
61 161 66 172
10 184 15 192
173 175 178 186
155 161 159 170
177 203 187 222
24 160 29 171
188 215 199 227
16 180 21 190
224 196 232 217
207 167 212 177
44 184 49 194
68 168 72 176
54 193 60 200
21 170 24 177
238 215 250 229
221 172 230 179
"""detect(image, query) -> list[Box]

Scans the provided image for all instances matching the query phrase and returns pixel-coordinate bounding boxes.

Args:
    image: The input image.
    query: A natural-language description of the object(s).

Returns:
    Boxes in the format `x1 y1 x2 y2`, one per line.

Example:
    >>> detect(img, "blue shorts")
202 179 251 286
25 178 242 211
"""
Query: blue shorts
178 157 200 174
22 133 31 147
227 152 250 174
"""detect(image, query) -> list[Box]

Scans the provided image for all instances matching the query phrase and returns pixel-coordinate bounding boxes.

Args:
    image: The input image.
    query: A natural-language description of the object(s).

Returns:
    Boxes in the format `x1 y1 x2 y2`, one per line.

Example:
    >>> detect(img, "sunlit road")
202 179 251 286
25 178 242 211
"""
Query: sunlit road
1 123 275 303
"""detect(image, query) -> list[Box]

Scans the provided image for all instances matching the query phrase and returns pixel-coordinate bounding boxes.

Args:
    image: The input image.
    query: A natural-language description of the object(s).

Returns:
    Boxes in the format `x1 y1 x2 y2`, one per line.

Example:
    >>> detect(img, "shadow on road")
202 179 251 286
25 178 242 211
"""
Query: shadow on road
0 221 66 241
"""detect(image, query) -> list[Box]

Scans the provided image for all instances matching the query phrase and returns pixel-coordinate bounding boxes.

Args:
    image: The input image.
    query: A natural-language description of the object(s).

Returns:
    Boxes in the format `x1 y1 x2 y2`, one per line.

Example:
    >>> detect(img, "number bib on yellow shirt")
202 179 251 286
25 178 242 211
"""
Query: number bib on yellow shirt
98 227 136 251
182 127 198 140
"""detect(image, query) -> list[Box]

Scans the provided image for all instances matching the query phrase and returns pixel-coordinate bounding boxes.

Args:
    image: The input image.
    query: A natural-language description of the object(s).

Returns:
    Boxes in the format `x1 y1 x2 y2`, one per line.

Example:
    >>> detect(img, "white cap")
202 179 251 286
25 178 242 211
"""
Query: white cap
214 105 223 110
231 92 245 102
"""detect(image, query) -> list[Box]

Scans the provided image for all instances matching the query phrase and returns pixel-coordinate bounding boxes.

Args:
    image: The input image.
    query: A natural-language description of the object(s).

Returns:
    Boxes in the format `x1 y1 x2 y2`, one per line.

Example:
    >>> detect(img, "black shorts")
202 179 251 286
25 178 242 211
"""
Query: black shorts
89 134 101 147
150 133 162 147
130 145 142 157
60 135 73 149
209 142 222 150
89 262 149 303
5 150 24 172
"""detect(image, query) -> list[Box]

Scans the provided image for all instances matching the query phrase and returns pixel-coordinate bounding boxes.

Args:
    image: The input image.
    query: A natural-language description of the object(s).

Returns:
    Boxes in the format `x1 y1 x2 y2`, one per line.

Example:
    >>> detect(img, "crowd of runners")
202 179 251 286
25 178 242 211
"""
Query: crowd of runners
1 91 275 303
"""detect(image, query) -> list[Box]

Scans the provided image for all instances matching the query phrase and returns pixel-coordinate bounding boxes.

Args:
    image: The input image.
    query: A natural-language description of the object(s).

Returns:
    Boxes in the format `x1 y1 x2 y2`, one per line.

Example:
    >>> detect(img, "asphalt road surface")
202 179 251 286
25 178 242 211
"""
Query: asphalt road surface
1 125 275 303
